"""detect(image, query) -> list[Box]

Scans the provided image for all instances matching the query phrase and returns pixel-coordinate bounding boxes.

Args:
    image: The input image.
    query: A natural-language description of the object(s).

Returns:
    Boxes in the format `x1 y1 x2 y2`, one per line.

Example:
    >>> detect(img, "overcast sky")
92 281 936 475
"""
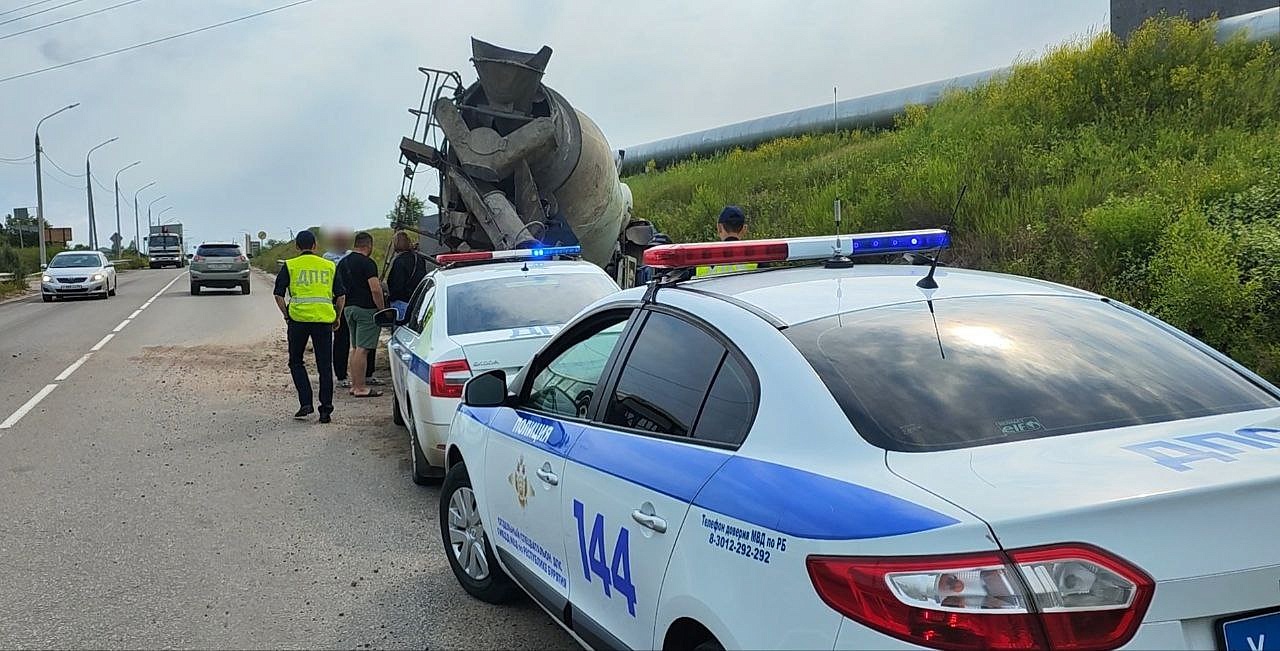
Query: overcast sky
0 0 1108 250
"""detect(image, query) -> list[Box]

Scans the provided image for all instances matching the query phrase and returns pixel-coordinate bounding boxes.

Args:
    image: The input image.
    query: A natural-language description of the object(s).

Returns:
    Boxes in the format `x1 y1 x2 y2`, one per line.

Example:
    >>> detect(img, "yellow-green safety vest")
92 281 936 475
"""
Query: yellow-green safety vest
695 262 758 277
287 253 338 323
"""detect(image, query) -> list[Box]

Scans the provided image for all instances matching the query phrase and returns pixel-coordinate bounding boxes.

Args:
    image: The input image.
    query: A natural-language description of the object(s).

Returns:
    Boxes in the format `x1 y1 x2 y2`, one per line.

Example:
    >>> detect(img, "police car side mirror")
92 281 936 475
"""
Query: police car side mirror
373 307 398 329
463 370 508 408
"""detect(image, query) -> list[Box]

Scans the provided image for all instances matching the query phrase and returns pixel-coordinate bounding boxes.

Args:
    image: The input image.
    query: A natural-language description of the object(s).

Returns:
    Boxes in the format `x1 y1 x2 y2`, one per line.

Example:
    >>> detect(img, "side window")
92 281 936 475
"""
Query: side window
522 314 630 419
691 355 754 446
603 312 725 439
406 279 435 334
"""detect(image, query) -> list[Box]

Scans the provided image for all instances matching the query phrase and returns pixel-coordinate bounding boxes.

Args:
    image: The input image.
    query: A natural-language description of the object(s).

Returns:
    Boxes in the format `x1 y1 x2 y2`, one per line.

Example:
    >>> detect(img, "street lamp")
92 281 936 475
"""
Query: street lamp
157 207 174 223
34 102 79 266
146 194 167 230
85 137 118 250
133 181 156 255
113 160 140 257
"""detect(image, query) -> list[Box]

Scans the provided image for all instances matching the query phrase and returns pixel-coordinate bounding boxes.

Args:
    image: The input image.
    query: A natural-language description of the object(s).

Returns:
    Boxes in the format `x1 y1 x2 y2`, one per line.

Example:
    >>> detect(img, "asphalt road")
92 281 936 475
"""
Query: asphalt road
0 267 574 649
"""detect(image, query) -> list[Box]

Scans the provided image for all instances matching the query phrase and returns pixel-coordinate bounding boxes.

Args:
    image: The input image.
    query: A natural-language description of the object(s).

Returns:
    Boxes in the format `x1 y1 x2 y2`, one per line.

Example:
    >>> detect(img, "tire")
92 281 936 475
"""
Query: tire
392 393 406 427
41 294 52 303
241 281 251 295
693 640 725 651
190 282 201 296
108 280 116 297
439 462 518 604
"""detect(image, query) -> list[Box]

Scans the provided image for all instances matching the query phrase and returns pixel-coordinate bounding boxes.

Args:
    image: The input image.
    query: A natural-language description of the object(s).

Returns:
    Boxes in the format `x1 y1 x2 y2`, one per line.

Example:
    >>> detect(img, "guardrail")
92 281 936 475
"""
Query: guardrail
0 272 14 283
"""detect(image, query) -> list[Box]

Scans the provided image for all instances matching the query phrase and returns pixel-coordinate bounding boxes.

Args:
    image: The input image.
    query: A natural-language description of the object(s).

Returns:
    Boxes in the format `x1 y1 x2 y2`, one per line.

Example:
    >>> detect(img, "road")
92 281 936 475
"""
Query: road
0 267 574 649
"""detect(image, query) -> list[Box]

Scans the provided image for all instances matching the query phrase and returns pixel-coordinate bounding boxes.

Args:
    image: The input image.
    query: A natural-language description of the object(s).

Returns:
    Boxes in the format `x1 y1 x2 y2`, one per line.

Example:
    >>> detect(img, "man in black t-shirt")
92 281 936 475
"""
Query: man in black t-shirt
337 231 386 397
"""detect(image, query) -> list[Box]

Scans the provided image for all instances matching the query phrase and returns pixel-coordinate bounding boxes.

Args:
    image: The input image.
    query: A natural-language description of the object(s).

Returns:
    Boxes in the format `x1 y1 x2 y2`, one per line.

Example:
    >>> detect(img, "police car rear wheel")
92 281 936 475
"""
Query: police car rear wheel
405 401 433 485
440 462 517 604
392 394 405 427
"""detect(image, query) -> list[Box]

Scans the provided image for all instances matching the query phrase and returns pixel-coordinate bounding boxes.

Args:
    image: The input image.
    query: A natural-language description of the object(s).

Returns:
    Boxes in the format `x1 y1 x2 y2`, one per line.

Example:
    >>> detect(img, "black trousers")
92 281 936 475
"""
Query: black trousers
332 316 375 381
287 320 334 414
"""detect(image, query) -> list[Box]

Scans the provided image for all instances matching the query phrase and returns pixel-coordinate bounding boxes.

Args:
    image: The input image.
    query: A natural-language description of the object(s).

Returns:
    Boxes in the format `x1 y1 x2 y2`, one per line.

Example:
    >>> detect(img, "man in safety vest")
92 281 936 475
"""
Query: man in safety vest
696 205 759 277
273 229 347 423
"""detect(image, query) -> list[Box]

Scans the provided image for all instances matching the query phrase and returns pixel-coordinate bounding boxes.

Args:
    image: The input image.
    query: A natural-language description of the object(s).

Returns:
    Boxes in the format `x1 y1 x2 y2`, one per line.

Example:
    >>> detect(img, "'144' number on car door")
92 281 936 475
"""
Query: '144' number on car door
573 499 637 617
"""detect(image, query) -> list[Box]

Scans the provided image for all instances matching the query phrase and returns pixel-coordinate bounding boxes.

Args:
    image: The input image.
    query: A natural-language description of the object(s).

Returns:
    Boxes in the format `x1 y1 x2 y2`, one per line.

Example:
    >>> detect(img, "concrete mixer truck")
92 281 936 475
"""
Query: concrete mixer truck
397 39 663 289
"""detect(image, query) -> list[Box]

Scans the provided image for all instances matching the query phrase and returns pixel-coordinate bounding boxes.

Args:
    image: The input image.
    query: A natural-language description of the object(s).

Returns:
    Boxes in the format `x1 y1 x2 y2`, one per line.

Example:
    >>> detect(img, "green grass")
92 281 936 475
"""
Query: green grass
626 17 1280 379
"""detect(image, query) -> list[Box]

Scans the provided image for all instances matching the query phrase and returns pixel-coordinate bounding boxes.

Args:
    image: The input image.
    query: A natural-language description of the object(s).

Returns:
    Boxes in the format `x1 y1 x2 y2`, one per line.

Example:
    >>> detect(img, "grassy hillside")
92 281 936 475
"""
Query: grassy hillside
627 18 1280 378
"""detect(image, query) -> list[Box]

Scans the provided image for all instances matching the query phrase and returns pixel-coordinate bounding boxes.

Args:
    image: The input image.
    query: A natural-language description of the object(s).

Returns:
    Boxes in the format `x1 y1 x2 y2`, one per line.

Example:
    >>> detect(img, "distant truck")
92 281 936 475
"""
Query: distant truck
148 224 185 269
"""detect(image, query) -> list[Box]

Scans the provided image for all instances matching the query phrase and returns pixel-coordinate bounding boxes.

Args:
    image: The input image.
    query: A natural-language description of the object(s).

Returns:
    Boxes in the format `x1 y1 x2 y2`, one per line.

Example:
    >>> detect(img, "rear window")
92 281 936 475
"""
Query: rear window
785 295 1280 452
151 235 179 246
445 272 617 336
197 245 241 257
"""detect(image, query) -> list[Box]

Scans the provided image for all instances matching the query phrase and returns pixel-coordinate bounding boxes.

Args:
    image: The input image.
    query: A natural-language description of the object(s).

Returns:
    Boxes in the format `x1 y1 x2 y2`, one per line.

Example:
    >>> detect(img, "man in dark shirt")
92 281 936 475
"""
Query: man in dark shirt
387 231 434 320
337 231 386 397
273 230 347 422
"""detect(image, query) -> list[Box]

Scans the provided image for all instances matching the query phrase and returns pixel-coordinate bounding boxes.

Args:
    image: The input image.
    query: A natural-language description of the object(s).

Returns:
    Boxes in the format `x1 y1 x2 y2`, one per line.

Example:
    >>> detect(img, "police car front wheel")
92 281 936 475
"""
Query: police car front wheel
439 462 518 604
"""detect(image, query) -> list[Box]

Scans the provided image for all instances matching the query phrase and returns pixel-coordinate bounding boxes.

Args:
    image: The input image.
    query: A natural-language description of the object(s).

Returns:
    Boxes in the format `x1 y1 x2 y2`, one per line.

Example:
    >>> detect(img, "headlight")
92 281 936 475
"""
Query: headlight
42 275 51 282
91 273 104 281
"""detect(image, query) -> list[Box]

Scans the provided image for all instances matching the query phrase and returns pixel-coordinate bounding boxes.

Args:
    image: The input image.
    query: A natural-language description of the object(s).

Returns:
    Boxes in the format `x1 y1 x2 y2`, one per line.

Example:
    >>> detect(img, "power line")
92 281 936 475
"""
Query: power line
0 0 87 28
43 151 85 177
0 0 59 18
0 158 33 166
0 0 318 85
0 0 146 42
0 153 34 162
43 171 80 190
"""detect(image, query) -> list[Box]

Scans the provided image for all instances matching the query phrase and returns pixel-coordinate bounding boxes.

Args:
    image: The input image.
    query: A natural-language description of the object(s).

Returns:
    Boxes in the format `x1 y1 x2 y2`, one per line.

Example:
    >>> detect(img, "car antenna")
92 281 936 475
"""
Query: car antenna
824 198 854 269
916 184 967 289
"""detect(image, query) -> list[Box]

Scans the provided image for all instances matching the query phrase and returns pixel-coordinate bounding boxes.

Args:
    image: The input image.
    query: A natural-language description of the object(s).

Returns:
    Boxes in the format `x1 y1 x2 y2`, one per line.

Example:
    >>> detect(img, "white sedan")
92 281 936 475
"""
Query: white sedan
41 251 118 301
385 246 619 484
440 230 1280 651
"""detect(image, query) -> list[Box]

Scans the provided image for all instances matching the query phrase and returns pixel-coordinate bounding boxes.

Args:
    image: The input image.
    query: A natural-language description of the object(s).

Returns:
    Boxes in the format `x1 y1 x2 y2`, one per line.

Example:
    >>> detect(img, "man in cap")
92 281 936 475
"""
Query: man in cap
696 205 759 276
274 229 346 423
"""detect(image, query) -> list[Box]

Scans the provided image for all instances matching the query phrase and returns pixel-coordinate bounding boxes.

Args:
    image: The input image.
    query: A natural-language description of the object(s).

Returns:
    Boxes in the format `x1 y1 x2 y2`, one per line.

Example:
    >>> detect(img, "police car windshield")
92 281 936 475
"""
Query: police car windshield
446 272 617 336
785 295 1280 452
48 254 101 268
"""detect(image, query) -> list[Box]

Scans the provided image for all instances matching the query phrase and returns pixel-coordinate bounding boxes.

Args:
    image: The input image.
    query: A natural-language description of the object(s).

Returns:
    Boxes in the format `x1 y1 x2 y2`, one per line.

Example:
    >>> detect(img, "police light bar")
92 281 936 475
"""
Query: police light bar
642 229 950 269
437 245 581 265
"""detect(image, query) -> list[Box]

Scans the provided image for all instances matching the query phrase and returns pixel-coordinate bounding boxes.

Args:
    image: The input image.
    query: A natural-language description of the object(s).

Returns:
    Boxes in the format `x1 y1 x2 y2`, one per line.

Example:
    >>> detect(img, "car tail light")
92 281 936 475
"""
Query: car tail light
236 255 247 262
806 544 1153 651
429 359 471 398
193 255 205 262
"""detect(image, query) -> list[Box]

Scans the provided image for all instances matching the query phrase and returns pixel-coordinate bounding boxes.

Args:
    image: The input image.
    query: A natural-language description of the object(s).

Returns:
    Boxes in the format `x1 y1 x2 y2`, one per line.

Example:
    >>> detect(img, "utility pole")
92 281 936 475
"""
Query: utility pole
34 103 79 266
133 181 156 255
85 137 118 251
113 161 140 258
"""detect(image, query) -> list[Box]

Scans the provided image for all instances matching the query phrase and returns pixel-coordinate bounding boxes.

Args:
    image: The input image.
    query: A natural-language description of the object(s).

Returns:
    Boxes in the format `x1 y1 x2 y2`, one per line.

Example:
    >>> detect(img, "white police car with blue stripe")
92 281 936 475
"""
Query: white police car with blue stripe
384 246 617 484
438 230 1280 651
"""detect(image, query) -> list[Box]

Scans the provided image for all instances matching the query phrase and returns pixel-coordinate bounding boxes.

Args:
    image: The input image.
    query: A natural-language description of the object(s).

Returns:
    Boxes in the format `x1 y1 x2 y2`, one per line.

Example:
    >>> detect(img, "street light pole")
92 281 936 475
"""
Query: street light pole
85 137 118 251
133 181 156 256
34 103 79 266
156 206 174 225
113 160 140 258
146 195 167 231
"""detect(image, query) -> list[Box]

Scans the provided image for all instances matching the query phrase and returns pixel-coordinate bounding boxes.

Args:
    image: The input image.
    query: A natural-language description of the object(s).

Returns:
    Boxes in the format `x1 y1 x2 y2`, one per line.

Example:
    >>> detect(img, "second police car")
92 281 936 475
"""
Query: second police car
437 230 1280 651
384 246 619 484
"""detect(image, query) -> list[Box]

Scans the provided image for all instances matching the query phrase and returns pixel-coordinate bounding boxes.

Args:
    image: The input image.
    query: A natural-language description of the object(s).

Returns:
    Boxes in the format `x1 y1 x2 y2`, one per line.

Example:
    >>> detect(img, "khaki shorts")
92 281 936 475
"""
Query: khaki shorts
344 306 379 350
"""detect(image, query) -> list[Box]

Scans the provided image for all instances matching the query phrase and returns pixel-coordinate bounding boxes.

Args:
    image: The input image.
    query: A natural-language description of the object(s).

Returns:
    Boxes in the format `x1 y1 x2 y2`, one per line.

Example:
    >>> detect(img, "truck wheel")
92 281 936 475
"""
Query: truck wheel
240 281 251 295
190 282 201 296
439 462 518 604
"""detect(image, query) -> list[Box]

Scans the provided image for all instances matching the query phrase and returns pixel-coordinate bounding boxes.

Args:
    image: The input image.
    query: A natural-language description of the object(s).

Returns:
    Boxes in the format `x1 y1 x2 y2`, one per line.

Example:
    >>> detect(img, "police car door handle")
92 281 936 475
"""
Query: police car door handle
535 464 559 486
631 509 667 534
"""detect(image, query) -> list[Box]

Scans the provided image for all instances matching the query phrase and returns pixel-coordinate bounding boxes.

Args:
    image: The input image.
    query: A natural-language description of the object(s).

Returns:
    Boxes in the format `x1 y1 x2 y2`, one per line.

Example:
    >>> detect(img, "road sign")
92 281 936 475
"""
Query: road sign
257 230 267 241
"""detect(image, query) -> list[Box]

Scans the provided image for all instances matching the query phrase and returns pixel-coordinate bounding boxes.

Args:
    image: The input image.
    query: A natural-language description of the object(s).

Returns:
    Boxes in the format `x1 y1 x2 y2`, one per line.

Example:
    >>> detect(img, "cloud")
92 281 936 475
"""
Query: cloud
0 0 1108 249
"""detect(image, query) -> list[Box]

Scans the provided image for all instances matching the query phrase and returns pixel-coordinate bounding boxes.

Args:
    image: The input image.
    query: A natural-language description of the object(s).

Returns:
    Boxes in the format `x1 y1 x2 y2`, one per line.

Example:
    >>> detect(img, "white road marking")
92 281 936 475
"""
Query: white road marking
0 384 58 430
54 353 93 381
1 271 188 434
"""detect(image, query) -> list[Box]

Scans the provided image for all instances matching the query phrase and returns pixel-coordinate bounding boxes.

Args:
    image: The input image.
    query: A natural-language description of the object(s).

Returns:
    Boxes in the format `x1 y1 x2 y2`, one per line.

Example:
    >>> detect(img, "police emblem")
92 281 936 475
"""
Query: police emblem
508 456 534 508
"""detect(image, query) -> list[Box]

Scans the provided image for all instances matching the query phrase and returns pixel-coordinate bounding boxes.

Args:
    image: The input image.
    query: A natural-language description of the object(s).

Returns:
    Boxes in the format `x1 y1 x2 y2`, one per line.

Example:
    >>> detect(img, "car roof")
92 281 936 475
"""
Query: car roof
198 242 239 246
648 264 1098 326
434 259 611 285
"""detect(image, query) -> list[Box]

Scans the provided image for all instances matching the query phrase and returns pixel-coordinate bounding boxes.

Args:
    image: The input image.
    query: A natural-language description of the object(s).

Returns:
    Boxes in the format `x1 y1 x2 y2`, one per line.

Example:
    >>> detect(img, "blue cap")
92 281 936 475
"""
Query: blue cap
295 229 317 249
718 205 746 230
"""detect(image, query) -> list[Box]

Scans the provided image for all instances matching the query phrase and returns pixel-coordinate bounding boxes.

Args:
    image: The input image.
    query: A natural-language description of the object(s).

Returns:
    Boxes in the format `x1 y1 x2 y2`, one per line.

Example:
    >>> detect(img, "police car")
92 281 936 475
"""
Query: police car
385 246 619 484
438 229 1280 651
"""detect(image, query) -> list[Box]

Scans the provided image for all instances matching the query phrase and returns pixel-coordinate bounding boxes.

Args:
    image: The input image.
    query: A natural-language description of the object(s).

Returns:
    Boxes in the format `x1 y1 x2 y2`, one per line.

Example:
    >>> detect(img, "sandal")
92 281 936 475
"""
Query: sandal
351 389 383 398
